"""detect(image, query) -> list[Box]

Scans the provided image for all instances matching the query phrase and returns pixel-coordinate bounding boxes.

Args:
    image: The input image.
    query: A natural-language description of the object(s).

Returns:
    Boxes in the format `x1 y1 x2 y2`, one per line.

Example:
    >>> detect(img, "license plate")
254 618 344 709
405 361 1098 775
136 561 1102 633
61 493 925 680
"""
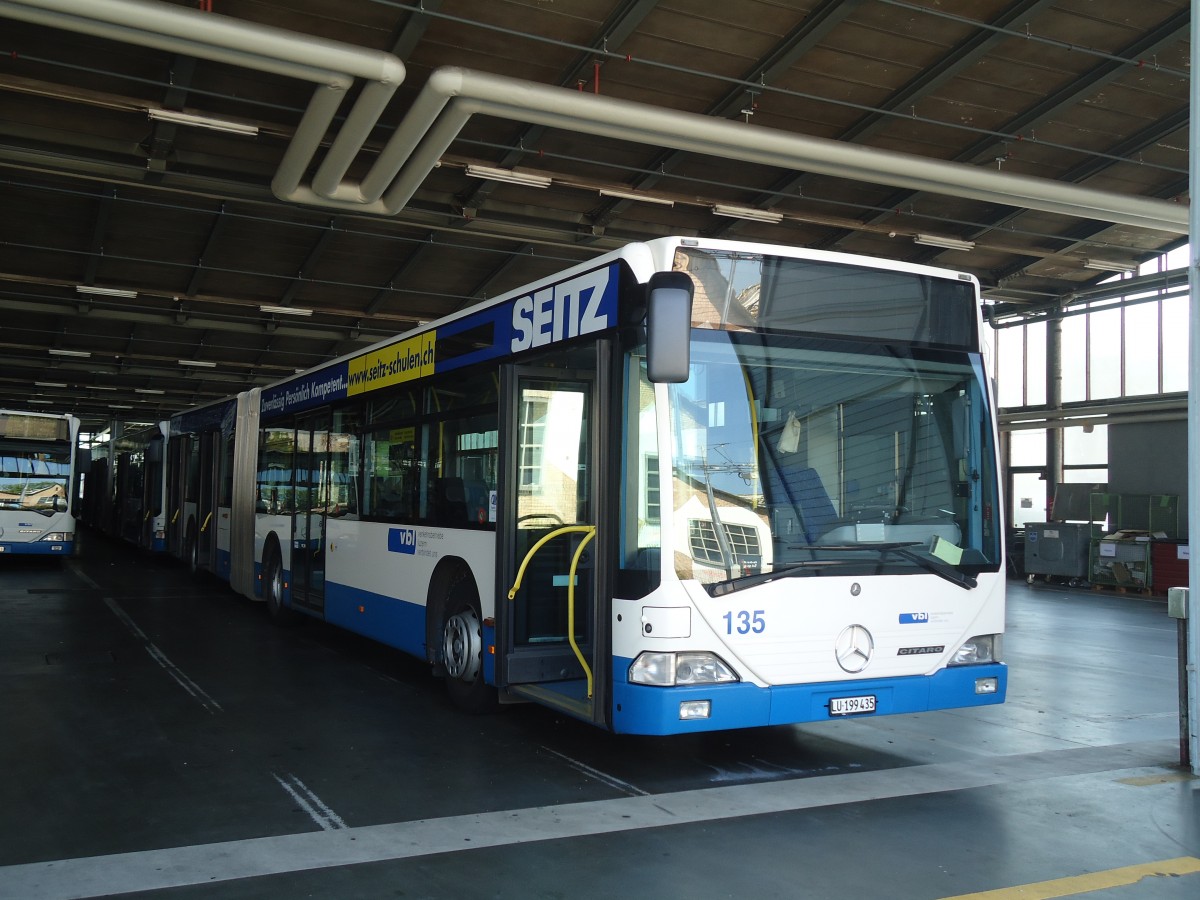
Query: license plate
830 694 876 716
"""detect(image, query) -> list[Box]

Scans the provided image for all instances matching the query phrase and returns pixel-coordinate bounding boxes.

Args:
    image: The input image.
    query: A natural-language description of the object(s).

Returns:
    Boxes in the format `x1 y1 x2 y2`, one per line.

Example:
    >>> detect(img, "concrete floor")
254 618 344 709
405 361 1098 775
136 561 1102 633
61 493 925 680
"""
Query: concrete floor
0 530 1196 899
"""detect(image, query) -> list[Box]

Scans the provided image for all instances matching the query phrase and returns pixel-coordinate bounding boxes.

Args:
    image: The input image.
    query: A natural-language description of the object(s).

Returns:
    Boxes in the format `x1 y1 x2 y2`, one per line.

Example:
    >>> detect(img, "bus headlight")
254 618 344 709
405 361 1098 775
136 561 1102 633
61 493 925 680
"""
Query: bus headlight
39 533 69 542
629 651 739 686
949 634 1000 665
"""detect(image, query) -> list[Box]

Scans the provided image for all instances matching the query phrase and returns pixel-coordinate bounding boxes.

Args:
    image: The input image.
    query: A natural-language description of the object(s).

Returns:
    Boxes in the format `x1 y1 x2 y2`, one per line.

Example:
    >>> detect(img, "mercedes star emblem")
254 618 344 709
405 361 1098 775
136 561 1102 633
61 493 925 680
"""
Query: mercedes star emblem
835 624 874 673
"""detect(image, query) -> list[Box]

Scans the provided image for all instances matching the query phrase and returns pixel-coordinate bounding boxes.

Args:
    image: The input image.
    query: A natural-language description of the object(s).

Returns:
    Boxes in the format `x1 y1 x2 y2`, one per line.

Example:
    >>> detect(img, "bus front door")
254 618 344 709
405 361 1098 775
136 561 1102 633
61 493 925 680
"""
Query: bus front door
500 362 609 726
289 413 329 615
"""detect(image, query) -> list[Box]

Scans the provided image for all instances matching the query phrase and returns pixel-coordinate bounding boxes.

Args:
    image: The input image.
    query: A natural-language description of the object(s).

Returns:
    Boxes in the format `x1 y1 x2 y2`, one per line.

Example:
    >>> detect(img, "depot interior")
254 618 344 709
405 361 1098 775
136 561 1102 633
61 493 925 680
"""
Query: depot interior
0 0 1193 587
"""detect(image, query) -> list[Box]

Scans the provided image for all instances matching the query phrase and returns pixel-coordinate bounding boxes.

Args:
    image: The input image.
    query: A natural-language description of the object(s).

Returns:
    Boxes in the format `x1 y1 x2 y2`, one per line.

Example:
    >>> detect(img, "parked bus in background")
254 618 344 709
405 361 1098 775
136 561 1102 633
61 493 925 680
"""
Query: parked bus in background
81 420 170 553
0 409 81 557
166 399 241 578
165 237 1007 735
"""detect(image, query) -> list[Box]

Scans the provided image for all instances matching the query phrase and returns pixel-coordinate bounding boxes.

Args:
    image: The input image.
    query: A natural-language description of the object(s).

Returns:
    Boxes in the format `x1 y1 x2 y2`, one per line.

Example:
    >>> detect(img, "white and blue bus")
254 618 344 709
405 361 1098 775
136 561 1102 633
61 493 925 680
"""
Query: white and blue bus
0 409 81 557
167 237 1006 734
166 400 239 578
81 420 170 553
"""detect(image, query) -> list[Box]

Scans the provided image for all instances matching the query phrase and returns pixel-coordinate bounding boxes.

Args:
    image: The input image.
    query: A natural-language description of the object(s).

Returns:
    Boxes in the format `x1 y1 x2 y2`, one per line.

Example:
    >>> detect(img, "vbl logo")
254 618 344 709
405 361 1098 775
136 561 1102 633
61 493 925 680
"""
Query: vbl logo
899 612 930 624
388 527 417 555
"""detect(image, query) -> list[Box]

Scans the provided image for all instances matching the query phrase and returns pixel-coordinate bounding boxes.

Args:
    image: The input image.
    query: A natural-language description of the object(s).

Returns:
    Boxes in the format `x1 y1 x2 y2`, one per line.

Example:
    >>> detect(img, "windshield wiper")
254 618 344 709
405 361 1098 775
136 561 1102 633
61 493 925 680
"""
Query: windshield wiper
802 542 922 552
712 540 976 595
785 541 976 590
888 546 976 589
711 559 858 595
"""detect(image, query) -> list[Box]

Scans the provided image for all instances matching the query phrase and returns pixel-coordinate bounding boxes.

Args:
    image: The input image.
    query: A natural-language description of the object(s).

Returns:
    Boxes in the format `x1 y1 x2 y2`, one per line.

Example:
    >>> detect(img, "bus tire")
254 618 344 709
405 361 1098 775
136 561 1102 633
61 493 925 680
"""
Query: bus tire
262 542 293 624
185 520 200 579
440 582 496 714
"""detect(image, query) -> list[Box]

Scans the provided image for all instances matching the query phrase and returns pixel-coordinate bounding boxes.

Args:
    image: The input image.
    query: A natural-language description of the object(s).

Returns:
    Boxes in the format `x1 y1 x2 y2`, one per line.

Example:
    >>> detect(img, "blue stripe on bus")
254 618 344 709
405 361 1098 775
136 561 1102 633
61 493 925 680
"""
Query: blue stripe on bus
0 541 74 556
610 660 1007 736
216 549 231 581
324 581 427 659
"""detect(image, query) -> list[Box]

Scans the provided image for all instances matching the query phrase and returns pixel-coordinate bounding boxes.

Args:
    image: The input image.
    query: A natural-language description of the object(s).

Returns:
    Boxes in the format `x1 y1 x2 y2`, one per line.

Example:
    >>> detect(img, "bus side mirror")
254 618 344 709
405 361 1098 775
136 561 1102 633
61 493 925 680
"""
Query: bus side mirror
646 271 693 383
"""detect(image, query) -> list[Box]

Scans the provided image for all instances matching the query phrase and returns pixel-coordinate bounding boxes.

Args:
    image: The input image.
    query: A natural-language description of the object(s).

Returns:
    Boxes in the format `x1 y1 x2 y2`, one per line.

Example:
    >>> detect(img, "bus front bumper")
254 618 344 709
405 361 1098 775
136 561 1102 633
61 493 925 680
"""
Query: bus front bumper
611 661 1007 735
0 540 75 556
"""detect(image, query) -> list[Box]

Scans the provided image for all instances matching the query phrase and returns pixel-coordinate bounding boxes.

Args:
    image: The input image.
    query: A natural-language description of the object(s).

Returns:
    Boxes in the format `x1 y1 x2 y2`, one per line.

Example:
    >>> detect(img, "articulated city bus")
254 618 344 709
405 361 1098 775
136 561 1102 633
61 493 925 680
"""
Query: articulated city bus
165 237 1006 734
0 409 81 556
81 420 170 553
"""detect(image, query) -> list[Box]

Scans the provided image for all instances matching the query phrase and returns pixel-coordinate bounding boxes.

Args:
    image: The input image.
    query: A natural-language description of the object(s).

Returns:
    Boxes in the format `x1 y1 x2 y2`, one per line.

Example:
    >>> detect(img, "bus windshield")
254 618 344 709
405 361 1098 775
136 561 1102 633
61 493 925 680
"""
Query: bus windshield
668 330 1001 592
0 442 71 515
674 246 978 349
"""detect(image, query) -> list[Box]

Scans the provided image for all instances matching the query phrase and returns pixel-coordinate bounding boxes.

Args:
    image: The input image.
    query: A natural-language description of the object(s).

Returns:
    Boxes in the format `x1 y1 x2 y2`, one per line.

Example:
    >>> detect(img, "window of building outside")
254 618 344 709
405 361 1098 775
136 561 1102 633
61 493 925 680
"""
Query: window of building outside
1008 429 1047 528
996 244 1189 529
1063 424 1107 487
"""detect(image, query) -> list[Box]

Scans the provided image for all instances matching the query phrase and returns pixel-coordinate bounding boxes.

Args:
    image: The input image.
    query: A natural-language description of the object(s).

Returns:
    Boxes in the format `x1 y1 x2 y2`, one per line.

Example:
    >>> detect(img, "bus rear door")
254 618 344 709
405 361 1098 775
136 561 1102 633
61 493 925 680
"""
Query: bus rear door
289 412 329 615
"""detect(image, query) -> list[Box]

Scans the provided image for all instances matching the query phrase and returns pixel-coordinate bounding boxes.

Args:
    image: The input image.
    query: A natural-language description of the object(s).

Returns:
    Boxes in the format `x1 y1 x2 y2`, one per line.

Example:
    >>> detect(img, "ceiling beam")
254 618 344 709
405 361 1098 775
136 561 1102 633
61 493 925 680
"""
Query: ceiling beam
280 217 342 306
186 202 229 297
833 10 1190 246
462 0 661 212
81 188 115 287
386 0 443 60
0 294 386 345
593 0 863 229
468 243 535 304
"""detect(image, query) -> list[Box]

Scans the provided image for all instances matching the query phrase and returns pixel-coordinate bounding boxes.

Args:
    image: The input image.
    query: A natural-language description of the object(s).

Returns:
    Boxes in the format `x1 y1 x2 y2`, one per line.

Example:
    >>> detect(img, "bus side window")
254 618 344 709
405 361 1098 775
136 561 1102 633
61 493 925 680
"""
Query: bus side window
433 477 467 525
329 408 361 519
377 476 409 519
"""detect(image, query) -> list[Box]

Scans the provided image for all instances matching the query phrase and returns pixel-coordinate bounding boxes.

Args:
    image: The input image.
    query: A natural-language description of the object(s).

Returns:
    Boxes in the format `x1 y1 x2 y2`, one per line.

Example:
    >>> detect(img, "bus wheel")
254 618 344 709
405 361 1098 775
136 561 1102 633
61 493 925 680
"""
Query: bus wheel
263 545 293 623
185 523 200 578
441 591 496 714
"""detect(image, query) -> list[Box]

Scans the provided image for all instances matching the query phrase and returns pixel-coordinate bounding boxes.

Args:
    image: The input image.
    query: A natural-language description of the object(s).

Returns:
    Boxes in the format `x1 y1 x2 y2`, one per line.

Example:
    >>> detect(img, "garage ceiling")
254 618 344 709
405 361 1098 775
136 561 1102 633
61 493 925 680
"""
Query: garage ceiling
0 0 1190 427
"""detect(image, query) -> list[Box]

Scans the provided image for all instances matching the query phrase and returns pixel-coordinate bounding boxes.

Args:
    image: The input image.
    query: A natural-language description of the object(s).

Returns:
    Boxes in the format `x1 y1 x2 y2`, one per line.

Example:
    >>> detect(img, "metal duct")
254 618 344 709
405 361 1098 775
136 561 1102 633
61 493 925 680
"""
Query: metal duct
0 0 405 206
0 0 1187 235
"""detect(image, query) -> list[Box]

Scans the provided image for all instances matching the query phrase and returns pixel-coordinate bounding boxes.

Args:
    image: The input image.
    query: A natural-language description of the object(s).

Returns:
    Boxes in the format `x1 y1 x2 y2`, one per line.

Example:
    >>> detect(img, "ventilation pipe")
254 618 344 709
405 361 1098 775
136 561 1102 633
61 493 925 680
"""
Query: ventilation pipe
0 0 1187 235
366 67 1187 232
0 0 405 206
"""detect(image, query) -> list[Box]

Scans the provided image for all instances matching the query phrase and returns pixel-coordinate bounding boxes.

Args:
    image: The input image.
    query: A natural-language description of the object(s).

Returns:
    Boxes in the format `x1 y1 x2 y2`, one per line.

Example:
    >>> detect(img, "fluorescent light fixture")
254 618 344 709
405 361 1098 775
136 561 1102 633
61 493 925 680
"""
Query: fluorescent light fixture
35 381 68 388
91 386 117 391
135 388 165 395
178 359 217 368
599 188 674 207
109 404 134 410
712 204 783 224
148 108 259 136
914 233 975 252
464 164 552 188
76 284 137 299
1083 258 1136 274
49 348 91 358
259 304 313 317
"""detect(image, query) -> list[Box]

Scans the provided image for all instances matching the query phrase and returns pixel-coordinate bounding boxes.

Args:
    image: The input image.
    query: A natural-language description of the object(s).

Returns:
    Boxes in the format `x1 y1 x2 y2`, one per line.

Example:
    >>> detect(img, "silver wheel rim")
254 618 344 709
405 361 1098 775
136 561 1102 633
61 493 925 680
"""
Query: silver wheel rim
443 608 482 681
269 560 282 608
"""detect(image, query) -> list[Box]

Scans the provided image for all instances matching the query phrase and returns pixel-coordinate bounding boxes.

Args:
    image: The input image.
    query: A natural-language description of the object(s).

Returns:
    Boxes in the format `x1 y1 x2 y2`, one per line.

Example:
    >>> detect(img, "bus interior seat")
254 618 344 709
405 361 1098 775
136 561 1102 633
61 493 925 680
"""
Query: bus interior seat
433 477 467 525
795 468 837 543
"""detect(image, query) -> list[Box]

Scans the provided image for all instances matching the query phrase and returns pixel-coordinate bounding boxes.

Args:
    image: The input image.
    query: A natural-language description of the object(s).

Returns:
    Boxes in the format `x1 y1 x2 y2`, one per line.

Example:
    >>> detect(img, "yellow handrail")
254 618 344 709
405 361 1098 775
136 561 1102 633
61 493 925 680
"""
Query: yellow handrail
200 511 213 533
507 524 596 699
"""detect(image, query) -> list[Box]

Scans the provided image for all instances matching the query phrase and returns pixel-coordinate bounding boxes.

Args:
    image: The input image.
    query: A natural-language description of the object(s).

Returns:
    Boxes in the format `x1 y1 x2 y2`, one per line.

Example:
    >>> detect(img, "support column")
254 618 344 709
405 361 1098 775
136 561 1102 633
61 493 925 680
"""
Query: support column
1046 310 1063 517
1186 0 1199 775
